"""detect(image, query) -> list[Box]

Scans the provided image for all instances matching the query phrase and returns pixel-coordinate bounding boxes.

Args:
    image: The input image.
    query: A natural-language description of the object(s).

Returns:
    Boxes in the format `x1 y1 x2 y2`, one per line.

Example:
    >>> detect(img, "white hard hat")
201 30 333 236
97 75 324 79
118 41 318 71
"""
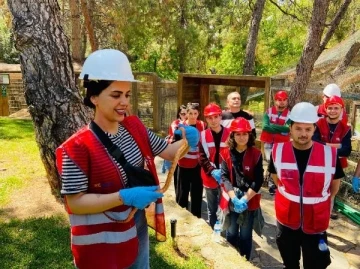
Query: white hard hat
79 49 136 81
323 83 341 97
289 102 319 123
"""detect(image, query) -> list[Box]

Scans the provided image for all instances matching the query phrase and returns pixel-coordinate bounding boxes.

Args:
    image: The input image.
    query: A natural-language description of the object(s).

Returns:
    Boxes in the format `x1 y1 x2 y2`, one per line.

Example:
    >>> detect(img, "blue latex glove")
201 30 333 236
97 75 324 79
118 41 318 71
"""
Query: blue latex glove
211 169 222 184
174 124 200 148
352 176 360 193
119 186 163 210
231 196 248 213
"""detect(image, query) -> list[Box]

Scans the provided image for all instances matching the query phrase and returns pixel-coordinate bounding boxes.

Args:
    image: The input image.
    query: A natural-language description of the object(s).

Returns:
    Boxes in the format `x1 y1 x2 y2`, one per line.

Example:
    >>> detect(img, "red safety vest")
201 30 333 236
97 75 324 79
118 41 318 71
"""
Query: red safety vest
260 106 290 143
272 141 336 234
178 120 206 168
167 119 184 143
200 127 230 188
316 118 350 168
219 147 262 211
56 116 166 269
317 103 348 125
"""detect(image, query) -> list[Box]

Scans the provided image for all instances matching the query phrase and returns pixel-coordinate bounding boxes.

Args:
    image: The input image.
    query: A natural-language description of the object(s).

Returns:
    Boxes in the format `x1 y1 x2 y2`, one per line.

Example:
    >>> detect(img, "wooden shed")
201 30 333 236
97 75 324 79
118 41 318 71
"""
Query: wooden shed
177 74 271 119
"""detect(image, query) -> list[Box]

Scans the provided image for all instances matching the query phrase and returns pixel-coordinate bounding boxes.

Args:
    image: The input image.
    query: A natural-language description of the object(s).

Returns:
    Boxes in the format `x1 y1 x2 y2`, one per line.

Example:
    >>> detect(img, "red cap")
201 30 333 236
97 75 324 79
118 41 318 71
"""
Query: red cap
325 95 344 109
204 103 222 117
275 90 288 100
229 117 252 132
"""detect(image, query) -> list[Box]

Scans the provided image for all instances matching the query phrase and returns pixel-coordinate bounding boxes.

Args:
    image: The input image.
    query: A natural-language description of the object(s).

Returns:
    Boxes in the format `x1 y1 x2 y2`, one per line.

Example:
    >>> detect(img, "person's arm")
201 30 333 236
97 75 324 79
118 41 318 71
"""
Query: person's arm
243 154 264 201
263 114 290 134
221 159 234 194
330 156 345 198
336 129 352 157
268 154 279 186
66 192 123 214
198 142 215 174
354 161 360 177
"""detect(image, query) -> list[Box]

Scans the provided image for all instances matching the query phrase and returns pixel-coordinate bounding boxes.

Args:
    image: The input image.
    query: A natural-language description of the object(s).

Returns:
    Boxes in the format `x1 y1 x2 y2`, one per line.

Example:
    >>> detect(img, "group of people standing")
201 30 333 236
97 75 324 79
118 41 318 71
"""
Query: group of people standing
168 92 264 261
168 84 359 268
55 48 359 269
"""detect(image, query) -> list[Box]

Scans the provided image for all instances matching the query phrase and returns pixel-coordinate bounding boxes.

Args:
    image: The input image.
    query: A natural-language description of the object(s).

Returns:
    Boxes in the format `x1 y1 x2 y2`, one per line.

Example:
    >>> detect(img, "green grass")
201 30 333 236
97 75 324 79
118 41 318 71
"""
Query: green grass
0 216 73 269
0 117 208 268
0 118 45 205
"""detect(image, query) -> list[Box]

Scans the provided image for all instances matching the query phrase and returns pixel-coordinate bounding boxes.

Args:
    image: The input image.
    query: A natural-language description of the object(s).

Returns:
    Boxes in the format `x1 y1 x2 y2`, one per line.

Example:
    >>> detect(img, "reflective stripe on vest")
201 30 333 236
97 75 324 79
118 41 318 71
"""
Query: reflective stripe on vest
69 208 132 226
200 128 230 188
274 143 334 204
72 226 137 245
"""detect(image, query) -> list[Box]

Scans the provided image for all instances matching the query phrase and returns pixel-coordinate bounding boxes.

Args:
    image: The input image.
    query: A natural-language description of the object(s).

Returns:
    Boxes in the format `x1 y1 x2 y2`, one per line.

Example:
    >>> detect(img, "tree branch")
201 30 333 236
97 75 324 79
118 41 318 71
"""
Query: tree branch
319 0 352 51
268 0 303 22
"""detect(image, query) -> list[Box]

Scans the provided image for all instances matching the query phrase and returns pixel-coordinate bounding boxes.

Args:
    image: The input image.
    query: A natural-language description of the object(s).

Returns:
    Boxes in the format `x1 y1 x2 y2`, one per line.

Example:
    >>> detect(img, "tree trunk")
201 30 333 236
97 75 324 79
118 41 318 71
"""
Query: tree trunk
80 0 98 51
69 0 83 63
177 2 187 73
288 0 331 107
7 0 91 194
241 0 266 102
288 0 352 107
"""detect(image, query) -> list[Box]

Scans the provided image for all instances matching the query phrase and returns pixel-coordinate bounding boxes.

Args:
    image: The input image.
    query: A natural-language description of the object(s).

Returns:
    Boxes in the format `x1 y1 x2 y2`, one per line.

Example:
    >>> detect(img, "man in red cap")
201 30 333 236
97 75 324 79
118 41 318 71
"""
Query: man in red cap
260 90 291 195
313 95 351 219
199 103 231 228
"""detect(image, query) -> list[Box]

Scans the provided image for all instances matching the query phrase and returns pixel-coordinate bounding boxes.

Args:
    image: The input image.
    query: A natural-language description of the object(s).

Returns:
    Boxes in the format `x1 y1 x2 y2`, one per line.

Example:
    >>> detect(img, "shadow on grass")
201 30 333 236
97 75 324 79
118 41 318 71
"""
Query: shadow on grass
0 213 197 269
0 215 73 269
0 118 34 140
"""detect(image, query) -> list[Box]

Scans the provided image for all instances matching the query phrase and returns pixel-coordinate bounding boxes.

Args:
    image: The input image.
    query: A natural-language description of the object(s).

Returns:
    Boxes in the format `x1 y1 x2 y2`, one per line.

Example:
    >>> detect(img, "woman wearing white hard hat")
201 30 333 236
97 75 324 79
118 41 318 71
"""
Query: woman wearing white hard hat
317 83 348 125
268 102 344 269
56 49 199 269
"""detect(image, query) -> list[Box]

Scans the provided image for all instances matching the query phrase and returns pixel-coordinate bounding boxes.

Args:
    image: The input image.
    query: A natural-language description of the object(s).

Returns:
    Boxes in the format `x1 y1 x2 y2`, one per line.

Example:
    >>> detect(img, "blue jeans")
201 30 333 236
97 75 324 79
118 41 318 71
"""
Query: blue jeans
130 210 149 269
205 187 220 229
226 210 255 260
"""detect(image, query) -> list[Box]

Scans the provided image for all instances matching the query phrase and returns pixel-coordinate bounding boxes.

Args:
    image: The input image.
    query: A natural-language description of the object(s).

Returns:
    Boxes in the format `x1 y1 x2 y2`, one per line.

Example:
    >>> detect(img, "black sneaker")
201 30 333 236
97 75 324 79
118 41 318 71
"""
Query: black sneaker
269 185 277 195
330 212 338 220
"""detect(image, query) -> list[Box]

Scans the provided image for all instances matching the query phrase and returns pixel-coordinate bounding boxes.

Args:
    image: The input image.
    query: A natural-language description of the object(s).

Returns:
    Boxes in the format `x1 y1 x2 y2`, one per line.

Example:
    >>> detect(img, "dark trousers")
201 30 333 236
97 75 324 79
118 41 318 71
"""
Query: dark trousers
176 164 203 218
173 165 179 194
276 222 331 269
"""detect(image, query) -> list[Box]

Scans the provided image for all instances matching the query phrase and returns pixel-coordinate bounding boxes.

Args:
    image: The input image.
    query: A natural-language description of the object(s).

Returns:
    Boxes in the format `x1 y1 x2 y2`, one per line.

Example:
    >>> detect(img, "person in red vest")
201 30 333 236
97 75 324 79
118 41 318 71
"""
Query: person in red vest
175 102 206 218
312 95 351 220
317 83 348 125
268 102 344 269
56 49 199 269
220 117 264 260
161 104 187 193
198 103 231 228
260 90 291 195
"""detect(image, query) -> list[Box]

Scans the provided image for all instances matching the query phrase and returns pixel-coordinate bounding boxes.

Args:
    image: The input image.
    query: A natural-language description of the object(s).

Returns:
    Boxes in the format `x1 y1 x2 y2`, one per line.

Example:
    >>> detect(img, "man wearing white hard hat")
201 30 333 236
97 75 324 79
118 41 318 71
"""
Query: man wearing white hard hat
267 102 344 269
317 83 348 125
56 49 200 268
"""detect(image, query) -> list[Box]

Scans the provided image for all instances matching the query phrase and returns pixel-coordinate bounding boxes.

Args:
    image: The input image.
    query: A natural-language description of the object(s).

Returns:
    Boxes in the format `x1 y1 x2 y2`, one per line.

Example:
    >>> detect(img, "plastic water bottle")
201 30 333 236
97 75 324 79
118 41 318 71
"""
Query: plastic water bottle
212 221 222 243
318 239 328 251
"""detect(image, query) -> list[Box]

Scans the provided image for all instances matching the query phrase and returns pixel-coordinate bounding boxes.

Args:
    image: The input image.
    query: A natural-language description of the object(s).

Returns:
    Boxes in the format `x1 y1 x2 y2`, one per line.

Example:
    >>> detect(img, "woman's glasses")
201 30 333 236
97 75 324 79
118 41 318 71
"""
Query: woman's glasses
187 102 200 109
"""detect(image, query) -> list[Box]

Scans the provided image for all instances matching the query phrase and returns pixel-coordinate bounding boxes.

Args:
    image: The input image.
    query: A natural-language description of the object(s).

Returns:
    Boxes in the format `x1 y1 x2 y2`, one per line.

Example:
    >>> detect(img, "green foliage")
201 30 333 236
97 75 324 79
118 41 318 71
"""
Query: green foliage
0 12 19 64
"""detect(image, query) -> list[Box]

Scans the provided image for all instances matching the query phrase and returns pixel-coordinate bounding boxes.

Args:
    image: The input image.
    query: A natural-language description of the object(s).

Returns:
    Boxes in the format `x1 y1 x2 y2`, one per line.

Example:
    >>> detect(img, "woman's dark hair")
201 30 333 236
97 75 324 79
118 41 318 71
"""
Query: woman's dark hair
83 79 113 109
226 132 255 150
187 102 200 112
177 105 187 119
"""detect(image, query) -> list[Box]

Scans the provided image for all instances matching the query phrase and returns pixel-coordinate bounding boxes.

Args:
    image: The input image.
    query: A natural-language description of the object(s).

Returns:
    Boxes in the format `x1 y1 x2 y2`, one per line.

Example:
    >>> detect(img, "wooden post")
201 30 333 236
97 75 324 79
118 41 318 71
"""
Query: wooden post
200 83 210 120
177 73 183 108
264 77 271 112
131 81 138 116
153 74 160 132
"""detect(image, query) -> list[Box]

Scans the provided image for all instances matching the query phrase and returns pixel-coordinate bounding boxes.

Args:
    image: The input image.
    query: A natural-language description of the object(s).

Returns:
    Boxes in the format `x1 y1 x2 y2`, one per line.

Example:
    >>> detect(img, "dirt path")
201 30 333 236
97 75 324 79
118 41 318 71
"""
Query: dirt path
0 177 66 222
